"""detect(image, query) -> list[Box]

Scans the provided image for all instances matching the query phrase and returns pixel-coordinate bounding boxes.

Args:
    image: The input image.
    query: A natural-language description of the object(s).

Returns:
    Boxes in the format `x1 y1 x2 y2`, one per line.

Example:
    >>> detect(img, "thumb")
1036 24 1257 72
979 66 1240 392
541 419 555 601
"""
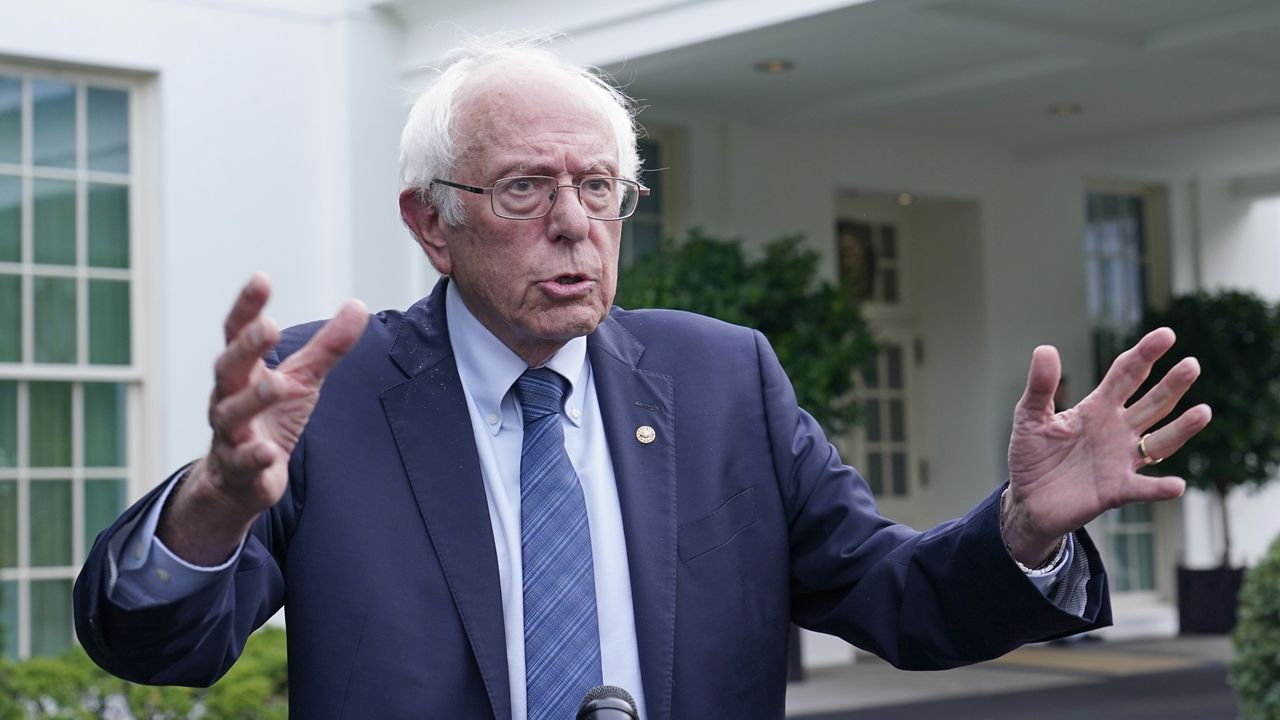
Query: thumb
1016 345 1061 419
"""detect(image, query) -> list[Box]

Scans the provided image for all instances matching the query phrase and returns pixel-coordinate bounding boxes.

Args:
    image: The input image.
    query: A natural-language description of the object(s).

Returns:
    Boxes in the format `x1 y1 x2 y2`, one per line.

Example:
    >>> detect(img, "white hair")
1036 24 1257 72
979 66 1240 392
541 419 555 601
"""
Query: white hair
399 34 642 227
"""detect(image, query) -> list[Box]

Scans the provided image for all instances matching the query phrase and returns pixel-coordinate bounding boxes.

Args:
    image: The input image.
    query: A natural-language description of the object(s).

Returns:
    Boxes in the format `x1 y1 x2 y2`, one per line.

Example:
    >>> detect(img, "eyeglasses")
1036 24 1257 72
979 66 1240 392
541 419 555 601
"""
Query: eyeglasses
431 175 650 221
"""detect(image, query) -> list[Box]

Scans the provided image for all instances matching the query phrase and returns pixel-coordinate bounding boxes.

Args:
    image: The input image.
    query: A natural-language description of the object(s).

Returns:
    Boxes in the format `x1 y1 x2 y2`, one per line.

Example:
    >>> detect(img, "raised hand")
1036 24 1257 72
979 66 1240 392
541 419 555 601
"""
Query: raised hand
158 274 368 565
1001 328 1212 566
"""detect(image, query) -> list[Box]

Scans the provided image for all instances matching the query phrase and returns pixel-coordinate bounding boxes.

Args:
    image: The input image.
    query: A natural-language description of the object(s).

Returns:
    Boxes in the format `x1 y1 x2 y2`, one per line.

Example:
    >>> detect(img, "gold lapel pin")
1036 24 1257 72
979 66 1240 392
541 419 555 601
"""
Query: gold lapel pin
636 425 656 444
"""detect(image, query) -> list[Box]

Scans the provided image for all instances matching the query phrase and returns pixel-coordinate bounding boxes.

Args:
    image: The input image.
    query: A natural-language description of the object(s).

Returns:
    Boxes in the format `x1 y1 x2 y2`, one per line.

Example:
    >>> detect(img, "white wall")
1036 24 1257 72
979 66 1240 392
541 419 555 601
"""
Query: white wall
1 0 420 488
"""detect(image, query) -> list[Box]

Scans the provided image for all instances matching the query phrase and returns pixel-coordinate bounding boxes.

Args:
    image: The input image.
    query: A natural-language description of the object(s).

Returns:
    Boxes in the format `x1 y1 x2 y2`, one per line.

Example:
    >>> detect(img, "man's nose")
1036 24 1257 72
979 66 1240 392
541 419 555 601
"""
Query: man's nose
546 185 591 241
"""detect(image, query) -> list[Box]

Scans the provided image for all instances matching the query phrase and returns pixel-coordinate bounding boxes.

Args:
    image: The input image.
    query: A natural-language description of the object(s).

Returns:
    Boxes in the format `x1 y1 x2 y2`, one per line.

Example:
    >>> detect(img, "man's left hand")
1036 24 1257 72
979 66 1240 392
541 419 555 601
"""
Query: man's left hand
1002 327 1211 567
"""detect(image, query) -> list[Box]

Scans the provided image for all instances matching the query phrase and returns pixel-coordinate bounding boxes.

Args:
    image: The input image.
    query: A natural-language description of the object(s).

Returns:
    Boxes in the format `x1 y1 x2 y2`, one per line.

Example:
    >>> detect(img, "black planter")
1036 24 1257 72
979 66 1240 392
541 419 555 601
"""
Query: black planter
1177 565 1245 634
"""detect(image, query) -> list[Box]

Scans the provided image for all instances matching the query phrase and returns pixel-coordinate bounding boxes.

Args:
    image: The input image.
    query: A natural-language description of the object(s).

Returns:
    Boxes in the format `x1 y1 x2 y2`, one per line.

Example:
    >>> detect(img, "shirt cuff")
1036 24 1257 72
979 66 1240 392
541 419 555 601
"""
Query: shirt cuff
109 470 245 609
1022 532 1075 596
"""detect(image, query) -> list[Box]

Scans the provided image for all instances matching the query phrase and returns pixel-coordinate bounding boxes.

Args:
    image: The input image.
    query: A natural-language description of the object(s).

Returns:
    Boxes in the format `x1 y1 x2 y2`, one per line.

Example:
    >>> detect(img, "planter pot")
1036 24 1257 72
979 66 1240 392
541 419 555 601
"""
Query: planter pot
1177 565 1245 635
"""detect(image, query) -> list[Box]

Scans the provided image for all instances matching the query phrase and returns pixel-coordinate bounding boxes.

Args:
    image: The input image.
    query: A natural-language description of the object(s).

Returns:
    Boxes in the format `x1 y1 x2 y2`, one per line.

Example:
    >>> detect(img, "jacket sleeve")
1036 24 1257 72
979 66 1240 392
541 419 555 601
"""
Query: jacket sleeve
756 330 1111 669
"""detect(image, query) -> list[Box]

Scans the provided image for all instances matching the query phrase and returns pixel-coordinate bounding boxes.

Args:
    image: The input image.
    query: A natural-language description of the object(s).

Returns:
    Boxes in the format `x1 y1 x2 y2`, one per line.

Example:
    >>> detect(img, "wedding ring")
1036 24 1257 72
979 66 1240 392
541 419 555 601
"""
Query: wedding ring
1138 433 1163 466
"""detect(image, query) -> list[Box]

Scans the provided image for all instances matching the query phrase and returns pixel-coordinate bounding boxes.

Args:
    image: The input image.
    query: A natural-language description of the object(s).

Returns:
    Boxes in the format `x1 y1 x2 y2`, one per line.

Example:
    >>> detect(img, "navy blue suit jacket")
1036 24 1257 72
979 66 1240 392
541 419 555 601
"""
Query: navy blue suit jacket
75 279 1109 719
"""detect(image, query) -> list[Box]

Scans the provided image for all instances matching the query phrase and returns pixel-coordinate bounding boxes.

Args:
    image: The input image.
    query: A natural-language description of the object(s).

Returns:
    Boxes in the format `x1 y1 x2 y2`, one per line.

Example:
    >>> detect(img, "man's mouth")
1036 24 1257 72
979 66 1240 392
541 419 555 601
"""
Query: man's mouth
555 274 587 285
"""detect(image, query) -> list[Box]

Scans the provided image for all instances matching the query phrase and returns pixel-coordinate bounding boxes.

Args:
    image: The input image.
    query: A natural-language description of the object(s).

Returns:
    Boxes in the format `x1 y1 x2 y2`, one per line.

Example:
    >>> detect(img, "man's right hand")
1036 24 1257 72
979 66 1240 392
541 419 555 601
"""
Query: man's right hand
158 274 368 566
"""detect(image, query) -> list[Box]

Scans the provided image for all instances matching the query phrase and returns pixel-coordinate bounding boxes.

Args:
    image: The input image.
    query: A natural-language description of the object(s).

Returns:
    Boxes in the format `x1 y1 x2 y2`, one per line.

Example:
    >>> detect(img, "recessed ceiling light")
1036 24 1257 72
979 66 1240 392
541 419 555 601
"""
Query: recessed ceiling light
754 58 795 74
1048 101 1083 117
897 193 914 207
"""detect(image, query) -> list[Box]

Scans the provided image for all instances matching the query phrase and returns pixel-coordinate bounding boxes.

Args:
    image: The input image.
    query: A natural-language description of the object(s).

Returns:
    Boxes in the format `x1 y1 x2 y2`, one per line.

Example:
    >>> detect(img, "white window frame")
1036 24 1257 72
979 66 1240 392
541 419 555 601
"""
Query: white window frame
0 59 151 660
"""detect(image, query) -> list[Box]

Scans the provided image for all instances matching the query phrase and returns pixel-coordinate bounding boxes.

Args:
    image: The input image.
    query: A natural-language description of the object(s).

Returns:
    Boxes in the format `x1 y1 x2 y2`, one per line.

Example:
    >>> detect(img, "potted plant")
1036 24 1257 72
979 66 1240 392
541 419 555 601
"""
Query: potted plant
616 229 877 678
1139 290 1280 634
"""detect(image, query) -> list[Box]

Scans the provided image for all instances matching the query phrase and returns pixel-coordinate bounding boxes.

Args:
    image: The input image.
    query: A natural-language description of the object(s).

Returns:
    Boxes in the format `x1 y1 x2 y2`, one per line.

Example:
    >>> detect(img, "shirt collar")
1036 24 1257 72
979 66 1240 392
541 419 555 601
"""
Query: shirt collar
445 281 588 434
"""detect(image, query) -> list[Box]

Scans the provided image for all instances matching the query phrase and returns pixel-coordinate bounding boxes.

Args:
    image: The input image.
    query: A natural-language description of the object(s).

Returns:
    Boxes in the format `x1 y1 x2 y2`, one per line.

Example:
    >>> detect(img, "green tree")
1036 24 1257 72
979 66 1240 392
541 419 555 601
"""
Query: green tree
1138 290 1280 567
616 230 877 438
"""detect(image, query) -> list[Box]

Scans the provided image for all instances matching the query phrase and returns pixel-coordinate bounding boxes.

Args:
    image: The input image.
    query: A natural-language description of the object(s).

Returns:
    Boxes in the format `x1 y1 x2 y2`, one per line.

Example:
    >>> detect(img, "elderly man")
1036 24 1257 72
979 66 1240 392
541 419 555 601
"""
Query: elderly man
74 41 1210 720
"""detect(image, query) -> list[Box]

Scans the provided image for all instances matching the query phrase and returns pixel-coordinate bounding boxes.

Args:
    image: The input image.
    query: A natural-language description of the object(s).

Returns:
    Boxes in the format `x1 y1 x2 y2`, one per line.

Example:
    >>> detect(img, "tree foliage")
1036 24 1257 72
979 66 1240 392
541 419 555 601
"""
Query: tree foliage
0 627 287 719
1231 532 1280 719
616 230 877 437
1137 290 1280 566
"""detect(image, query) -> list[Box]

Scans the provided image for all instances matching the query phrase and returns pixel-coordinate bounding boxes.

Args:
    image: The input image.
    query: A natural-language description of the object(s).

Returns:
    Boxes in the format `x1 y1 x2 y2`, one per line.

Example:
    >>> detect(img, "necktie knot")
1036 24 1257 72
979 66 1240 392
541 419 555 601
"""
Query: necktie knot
515 368 568 425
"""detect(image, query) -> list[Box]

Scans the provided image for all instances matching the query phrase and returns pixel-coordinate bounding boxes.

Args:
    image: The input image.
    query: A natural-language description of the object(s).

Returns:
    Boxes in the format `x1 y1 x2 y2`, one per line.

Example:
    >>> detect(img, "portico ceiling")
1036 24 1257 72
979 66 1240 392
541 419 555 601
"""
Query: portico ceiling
384 0 1280 176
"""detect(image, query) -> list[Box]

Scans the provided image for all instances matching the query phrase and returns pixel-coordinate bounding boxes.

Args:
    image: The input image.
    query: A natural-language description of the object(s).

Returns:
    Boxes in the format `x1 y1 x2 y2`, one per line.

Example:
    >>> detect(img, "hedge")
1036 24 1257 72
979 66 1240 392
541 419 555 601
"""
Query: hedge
1231 533 1280 719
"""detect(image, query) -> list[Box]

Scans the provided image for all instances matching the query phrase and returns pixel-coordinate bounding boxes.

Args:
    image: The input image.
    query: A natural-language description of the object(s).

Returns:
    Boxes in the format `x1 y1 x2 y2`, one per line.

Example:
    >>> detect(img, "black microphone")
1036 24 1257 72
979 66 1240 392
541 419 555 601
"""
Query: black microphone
576 685 639 720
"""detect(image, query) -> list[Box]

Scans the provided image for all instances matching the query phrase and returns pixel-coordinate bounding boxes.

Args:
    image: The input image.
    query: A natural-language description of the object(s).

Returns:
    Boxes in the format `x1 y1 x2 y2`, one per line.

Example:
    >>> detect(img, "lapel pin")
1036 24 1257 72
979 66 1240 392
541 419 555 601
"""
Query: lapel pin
636 425 656 444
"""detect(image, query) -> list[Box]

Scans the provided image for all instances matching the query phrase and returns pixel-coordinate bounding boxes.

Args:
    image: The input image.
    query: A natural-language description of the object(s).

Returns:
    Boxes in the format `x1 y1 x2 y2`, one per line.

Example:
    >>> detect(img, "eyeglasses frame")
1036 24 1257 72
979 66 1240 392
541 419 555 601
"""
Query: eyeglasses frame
430 175 650 221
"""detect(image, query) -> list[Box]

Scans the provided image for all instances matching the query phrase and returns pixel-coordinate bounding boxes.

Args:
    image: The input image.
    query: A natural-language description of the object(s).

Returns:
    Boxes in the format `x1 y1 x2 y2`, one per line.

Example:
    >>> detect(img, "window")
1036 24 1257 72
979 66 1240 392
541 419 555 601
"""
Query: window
1084 186 1167 593
0 66 139 659
858 342 911 497
621 137 664 268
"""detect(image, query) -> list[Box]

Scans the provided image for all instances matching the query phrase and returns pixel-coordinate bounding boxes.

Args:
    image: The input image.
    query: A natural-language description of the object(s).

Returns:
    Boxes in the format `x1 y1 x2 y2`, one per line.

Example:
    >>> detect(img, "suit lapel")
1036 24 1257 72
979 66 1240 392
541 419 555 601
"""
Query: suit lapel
589 316 677 720
381 280 511 720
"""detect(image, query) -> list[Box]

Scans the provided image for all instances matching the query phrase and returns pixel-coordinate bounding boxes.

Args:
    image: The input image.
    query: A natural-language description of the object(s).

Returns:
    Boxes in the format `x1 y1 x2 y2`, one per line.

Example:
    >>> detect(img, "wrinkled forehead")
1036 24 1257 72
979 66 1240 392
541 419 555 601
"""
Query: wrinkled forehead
453 65 619 177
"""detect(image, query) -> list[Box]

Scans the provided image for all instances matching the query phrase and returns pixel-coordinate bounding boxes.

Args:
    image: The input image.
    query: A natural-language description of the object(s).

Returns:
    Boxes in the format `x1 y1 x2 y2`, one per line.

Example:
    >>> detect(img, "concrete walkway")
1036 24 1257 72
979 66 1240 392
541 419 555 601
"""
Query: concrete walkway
784 635 1234 718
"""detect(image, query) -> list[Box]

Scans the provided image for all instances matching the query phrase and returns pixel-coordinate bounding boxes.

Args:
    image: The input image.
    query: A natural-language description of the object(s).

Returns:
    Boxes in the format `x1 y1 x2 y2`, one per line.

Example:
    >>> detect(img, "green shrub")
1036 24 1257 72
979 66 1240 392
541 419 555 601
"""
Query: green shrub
1232 533 1280 719
616 230 877 438
0 626 287 719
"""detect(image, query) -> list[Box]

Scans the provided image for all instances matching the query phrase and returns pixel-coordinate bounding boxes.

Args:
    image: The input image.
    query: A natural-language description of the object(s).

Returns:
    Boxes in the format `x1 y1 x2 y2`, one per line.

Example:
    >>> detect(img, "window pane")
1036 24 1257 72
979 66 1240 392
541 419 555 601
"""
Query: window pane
0 480 15 568
89 279 130 364
865 399 881 442
33 80 76 169
88 183 129 268
889 399 905 442
0 174 18 262
84 382 125 467
34 275 76 364
891 451 907 497
30 480 72 567
866 452 883 495
87 87 129 173
29 381 72 467
886 345 903 389
0 381 14 466
84 479 124 557
882 268 899 303
0 75 19 164
0 274 17 362
1 580 16 661
30 481 73 573
33 178 76 266
879 225 897 259
1134 534 1155 590
30 579 73 656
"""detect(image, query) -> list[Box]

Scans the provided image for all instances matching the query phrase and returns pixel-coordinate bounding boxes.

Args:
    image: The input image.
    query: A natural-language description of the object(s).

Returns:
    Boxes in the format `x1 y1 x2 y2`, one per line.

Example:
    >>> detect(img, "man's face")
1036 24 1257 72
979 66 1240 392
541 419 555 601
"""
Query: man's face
410 72 624 366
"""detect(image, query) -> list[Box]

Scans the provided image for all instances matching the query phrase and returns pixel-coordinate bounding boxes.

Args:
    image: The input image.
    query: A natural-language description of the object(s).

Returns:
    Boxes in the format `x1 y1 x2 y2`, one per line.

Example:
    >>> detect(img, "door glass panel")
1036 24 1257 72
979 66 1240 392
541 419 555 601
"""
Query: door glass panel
88 183 129 268
0 274 18 362
87 87 129 173
864 399 881 442
866 452 883 495
89 279 130 364
0 174 18 262
30 579 73 656
33 179 76 266
0 75 19 164
84 382 125 467
32 80 76 169
29 381 72 467
34 276 76 363
891 451 907 497
30 480 72 567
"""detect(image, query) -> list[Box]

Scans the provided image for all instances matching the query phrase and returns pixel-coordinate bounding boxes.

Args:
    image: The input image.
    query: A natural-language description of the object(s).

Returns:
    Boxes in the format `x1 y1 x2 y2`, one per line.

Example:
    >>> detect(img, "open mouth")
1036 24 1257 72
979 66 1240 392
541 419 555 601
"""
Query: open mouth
555 274 587 285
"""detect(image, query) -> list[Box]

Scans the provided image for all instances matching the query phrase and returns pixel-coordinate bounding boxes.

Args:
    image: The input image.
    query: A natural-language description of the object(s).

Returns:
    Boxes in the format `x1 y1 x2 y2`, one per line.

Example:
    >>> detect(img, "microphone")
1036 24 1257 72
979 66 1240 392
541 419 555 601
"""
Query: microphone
576 685 639 720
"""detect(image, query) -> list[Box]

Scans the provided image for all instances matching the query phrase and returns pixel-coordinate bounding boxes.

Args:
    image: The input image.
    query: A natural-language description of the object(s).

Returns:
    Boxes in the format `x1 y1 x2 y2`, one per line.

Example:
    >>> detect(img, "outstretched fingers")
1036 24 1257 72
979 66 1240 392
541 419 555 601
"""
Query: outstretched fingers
223 273 272 344
1125 356 1200 431
1135 402 1213 470
1097 327 1177 405
278 299 369 386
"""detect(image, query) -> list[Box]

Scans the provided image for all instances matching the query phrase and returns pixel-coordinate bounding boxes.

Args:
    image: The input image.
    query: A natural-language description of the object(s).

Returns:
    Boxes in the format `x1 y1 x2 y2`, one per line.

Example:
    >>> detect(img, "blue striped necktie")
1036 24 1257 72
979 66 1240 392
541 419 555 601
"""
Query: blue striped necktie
514 368 602 720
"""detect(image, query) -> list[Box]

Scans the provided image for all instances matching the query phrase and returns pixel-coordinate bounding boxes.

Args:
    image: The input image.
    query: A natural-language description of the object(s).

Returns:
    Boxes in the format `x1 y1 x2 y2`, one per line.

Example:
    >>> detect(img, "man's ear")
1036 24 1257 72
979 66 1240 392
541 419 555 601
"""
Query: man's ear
399 189 452 275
